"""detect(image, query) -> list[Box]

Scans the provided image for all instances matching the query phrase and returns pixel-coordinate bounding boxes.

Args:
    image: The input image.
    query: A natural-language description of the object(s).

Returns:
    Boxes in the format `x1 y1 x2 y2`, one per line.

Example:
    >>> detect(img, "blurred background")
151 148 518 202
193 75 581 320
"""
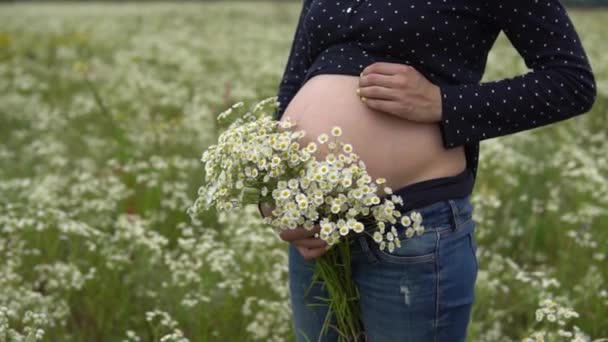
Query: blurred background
0 1 606 342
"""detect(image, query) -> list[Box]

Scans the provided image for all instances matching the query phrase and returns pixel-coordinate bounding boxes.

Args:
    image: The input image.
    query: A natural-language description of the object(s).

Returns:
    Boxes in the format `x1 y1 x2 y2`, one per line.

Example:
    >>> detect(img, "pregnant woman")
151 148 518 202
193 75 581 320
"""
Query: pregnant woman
260 0 596 341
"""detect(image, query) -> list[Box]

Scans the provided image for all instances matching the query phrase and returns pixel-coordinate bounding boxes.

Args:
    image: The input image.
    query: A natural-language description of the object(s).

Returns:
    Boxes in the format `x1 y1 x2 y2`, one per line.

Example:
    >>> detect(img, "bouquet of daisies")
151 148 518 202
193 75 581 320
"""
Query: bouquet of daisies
188 97 424 341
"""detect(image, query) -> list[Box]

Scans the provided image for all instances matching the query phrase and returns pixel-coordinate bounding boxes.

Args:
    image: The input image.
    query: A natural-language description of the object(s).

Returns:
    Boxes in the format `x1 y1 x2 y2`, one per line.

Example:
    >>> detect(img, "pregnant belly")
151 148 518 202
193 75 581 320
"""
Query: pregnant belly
279 74 467 194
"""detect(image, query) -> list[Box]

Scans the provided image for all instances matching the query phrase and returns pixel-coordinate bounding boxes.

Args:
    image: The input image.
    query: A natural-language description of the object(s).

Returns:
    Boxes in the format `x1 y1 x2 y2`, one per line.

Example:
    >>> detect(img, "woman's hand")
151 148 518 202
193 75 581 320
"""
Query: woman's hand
279 224 329 260
258 202 276 219
357 62 443 124
259 202 329 260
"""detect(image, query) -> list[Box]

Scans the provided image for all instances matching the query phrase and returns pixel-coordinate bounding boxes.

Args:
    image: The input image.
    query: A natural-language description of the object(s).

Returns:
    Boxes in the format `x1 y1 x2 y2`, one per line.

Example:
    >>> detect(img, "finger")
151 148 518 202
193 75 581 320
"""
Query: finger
258 203 273 218
297 245 329 260
363 98 401 116
279 224 320 242
359 72 397 89
292 237 328 249
259 202 274 218
361 62 410 77
358 84 399 101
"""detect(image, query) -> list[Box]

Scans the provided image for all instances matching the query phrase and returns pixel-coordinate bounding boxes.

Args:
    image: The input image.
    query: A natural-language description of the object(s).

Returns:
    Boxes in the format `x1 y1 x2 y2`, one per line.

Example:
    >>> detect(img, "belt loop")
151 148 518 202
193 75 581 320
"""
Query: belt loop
357 234 379 264
447 199 460 232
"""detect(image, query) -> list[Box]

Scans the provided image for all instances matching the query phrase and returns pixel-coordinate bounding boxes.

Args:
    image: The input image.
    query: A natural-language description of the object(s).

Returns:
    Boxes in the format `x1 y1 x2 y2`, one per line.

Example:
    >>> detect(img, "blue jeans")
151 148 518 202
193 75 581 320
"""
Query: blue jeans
288 195 478 342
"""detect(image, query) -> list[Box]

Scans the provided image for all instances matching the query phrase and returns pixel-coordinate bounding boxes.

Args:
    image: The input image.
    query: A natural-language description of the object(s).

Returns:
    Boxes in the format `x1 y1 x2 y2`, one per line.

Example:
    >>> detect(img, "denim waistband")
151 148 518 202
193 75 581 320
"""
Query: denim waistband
387 167 475 214
259 168 475 229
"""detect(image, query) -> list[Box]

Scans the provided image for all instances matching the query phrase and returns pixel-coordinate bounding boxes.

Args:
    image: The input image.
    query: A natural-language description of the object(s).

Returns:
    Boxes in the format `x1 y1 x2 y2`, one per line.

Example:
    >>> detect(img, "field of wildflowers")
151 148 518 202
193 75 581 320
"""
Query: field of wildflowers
0 2 606 341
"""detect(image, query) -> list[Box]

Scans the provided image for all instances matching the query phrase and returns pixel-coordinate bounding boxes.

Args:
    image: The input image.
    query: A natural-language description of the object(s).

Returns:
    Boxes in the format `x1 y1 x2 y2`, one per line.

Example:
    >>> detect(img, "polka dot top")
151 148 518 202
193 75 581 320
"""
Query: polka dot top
271 0 597 209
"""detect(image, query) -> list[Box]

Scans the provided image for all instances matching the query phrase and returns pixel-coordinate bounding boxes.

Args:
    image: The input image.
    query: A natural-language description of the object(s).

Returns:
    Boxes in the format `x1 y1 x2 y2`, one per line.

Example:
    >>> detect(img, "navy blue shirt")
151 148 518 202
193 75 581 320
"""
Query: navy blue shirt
271 0 597 211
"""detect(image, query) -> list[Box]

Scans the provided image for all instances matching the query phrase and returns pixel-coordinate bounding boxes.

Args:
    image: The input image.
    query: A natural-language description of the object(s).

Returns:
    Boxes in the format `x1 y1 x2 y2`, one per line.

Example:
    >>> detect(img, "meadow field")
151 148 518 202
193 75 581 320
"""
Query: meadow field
0 2 607 341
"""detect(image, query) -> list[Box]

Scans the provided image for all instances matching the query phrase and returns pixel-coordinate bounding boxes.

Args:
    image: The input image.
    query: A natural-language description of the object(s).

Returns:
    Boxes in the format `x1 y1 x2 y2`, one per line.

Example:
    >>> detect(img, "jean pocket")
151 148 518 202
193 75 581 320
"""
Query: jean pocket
369 225 445 264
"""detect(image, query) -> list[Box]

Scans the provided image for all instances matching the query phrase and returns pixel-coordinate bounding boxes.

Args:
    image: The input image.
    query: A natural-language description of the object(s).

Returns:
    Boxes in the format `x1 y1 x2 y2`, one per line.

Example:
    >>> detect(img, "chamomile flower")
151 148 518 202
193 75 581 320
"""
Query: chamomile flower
305 142 317 153
331 126 343 137
290 153 300 163
405 227 415 238
327 235 338 245
352 221 364 233
279 189 292 200
300 151 312 162
318 164 330 175
395 238 402 248
325 153 337 164
297 197 309 210
384 206 394 216
342 143 353 153
288 179 299 190
313 195 324 206
401 216 412 227
331 202 342 214
271 156 281 167
391 194 404 205
378 221 386 232
328 171 340 183
318 133 329 144
303 220 315 230
373 231 383 243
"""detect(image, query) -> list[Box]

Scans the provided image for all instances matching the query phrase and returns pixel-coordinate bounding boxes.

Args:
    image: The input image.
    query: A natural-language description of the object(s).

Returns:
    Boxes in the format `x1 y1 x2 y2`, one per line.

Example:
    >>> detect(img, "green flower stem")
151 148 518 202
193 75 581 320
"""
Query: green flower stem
308 235 364 341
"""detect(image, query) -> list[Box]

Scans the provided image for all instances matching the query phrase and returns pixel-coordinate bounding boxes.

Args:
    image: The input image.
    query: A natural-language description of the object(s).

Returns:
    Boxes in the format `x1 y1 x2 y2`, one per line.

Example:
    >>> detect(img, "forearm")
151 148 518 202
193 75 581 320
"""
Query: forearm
437 0 597 149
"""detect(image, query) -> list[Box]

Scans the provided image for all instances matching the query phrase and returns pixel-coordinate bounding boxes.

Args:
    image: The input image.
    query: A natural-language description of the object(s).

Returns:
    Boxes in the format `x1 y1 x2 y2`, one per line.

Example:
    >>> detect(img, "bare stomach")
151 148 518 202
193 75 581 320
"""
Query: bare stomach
279 74 467 194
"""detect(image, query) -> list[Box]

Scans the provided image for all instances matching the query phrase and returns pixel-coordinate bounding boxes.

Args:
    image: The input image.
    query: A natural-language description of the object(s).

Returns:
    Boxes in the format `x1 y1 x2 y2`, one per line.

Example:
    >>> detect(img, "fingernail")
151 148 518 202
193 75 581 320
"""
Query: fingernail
356 87 360 95
360 96 367 102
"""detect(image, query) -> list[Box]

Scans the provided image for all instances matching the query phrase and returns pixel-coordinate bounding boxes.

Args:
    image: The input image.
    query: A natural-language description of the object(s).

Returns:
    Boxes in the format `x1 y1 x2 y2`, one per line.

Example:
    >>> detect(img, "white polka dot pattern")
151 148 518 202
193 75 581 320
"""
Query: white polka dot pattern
438 0 596 151
273 0 597 181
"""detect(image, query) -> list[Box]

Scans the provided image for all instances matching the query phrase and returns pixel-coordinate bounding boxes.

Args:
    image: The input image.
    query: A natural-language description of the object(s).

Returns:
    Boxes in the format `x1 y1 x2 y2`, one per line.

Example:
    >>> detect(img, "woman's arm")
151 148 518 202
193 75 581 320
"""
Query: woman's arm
273 0 314 121
437 0 597 149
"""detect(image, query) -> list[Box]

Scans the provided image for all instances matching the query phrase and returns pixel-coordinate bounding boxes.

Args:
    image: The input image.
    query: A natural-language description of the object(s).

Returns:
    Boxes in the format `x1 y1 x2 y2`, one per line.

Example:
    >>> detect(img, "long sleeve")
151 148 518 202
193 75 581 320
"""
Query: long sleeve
273 0 314 121
437 0 597 149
